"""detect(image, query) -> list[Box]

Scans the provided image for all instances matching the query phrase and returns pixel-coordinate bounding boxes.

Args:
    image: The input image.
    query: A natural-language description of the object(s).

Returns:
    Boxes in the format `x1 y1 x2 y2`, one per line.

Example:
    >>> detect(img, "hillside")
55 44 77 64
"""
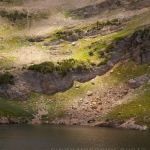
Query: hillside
0 0 150 130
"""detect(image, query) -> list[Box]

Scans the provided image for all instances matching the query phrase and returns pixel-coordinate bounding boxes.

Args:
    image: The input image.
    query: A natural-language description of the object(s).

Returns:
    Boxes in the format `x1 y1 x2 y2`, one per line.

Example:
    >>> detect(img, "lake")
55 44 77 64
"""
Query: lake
0 125 149 150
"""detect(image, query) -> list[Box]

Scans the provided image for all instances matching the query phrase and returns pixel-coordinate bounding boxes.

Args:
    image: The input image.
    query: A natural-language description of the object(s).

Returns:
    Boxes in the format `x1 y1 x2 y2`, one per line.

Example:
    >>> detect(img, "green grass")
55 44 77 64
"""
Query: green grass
107 61 150 86
64 10 71 18
0 72 14 85
0 97 31 119
102 85 150 129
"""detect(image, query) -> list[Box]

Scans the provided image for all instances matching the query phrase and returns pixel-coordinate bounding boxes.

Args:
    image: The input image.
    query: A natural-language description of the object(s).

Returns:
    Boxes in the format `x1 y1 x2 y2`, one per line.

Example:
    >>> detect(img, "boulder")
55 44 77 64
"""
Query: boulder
28 36 45 42
0 56 4 61
86 91 93 96
0 117 9 124
127 74 149 88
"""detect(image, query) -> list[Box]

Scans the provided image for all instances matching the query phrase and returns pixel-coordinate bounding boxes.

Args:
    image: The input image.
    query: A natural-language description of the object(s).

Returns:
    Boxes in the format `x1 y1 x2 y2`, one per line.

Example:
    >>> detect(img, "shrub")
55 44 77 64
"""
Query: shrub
141 28 150 39
0 0 13 3
75 28 83 33
54 30 67 39
64 10 71 18
0 72 14 85
131 28 150 41
28 62 55 73
98 51 105 58
89 51 94 56
28 59 88 76
0 10 27 22
56 59 75 76
105 44 114 53
131 29 141 41
97 59 108 66
74 61 88 70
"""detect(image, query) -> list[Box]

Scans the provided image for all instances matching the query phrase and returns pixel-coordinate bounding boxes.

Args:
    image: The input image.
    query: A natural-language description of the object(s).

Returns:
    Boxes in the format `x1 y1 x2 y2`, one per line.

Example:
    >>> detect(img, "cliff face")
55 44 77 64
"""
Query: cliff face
0 65 111 101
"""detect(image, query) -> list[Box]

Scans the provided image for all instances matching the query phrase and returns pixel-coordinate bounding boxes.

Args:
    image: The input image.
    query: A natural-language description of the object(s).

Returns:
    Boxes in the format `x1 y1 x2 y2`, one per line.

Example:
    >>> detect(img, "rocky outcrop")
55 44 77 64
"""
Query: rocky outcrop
70 0 150 19
70 0 117 19
0 117 29 124
43 39 63 46
127 74 149 88
28 35 51 43
0 64 112 100
127 0 150 11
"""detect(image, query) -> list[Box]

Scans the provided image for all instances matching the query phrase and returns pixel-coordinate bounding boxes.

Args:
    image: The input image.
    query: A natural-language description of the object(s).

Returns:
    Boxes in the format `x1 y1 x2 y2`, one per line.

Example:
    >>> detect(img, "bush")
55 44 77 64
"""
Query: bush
88 51 94 56
54 30 67 39
141 28 150 39
0 10 27 22
105 44 114 53
74 61 88 70
0 72 14 85
28 59 89 76
131 28 150 41
64 10 71 18
28 62 55 73
56 59 76 76
98 51 105 58
0 0 13 3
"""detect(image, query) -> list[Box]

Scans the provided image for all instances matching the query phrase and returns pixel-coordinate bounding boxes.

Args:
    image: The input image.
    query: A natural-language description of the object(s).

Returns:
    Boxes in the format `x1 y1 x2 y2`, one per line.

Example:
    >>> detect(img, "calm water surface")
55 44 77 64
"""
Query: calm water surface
0 125 149 150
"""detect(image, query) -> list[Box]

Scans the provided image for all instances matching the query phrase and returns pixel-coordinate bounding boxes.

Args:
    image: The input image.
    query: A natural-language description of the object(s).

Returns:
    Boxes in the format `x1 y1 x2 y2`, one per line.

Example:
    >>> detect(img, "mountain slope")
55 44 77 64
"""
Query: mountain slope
0 0 150 130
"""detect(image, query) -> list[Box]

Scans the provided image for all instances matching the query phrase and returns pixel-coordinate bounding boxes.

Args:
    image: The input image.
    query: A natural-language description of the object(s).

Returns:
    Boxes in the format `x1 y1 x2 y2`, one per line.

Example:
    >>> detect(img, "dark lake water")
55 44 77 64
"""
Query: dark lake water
0 125 149 150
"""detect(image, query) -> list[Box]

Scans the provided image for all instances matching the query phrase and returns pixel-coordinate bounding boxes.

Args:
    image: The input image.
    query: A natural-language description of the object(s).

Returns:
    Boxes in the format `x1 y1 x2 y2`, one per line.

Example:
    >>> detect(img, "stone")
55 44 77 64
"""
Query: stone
0 56 4 60
110 70 114 73
28 36 45 42
98 102 102 105
71 119 78 125
74 85 80 88
87 118 95 123
91 105 97 109
0 117 9 124
127 74 149 88
80 98 83 101
71 42 76 46
86 91 93 96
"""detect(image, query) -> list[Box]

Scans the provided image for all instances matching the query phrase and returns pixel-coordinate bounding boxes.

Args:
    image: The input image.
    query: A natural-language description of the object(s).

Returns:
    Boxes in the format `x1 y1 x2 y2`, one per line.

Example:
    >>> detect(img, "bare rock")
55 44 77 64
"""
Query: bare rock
28 36 45 42
95 120 125 127
127 74 149 88
86 91 93 96
87 118 95 123
119 118 148 131
0 117 9 124
0 56 4 61
70 118 78 125
71 42 76 46
74 85 80 88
